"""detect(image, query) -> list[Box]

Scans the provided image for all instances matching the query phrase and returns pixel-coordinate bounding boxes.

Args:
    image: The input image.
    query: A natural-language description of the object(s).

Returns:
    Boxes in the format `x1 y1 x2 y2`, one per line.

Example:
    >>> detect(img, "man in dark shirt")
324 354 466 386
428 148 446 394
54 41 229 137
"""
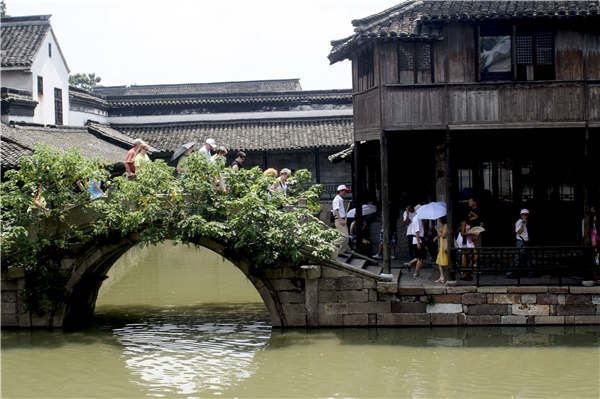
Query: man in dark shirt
467 197 483 228
231 151 246 171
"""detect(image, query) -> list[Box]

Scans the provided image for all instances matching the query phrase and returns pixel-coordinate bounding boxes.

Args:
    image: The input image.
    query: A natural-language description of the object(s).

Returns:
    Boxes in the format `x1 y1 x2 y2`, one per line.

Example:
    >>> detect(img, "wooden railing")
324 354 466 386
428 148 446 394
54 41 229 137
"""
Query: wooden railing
369 80 600 133
450 246 597 286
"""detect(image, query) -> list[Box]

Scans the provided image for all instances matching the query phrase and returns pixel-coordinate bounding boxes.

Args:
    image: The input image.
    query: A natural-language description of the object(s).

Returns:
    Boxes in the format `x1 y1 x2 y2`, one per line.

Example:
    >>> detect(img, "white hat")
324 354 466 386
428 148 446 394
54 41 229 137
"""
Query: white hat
414 204 421 211
520 209 530 215
336 184 350 192
206 138 217 147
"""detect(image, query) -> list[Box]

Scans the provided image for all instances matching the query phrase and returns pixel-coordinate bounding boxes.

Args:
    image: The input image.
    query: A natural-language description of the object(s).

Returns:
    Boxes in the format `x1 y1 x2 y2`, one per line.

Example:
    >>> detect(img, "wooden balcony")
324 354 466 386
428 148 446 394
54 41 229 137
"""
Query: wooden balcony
353 80 600 140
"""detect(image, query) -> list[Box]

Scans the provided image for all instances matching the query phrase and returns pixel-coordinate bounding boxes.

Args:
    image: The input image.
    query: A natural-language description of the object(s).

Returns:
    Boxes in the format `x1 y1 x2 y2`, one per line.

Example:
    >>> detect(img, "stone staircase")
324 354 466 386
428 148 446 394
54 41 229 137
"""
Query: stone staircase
333 251 403 283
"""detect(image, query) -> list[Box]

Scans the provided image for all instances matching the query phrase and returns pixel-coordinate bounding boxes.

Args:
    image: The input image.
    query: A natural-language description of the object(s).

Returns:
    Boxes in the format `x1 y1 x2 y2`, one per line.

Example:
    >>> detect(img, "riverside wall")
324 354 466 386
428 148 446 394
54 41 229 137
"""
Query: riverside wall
3 263 600 328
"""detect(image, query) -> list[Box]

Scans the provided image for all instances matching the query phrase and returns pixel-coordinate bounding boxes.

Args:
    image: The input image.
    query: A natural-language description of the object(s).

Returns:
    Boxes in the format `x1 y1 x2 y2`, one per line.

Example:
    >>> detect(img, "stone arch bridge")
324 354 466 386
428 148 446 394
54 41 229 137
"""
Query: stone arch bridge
2 203 396 329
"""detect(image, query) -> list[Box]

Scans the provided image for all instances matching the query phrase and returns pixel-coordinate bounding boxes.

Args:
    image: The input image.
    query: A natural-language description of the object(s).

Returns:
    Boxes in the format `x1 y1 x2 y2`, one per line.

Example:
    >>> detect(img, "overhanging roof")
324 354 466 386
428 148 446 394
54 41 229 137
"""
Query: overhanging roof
329 0 600 63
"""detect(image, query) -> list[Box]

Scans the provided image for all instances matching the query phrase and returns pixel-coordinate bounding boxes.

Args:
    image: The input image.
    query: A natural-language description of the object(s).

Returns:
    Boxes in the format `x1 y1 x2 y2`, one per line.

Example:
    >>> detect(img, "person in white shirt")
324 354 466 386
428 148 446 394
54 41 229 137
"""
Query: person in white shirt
403 204 417 266
508 209 530 278
198 138 216 160
331 185 351 255
270 168 290 196
407 206 426 278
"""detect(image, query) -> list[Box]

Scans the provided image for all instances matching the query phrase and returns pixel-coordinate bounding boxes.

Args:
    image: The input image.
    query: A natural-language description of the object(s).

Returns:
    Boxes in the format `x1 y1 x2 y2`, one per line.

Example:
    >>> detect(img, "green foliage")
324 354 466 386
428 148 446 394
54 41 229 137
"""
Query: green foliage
1 1 7 17
2 147 339 314
69 73 102 91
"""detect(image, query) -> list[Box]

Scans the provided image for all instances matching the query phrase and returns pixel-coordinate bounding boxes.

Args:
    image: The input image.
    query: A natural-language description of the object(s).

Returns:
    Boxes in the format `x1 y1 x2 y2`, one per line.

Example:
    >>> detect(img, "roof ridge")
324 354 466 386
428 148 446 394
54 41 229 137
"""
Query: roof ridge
111 114 353 129
0 15 51 25
95 78 302 90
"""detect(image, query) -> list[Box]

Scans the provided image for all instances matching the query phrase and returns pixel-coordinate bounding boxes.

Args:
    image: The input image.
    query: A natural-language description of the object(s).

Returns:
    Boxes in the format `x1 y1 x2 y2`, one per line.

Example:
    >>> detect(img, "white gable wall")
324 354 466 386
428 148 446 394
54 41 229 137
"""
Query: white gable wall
1 70 33 91
30 29 69 125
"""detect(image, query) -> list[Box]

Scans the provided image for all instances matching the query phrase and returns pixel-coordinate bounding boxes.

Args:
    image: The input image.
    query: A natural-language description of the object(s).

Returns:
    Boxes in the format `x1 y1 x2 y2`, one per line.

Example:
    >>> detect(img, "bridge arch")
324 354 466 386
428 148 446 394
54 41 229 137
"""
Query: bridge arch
62 234 285 328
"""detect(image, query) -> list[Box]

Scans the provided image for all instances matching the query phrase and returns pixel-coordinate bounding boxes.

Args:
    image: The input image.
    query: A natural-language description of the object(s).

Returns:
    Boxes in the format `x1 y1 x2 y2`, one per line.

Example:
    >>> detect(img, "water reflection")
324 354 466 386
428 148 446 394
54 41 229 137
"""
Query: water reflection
97 305 270 397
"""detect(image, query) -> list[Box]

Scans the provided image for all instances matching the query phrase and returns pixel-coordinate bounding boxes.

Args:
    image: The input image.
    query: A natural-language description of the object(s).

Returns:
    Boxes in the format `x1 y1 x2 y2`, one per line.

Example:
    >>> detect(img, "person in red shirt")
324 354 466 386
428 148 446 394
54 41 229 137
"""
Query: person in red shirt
125 139 143 180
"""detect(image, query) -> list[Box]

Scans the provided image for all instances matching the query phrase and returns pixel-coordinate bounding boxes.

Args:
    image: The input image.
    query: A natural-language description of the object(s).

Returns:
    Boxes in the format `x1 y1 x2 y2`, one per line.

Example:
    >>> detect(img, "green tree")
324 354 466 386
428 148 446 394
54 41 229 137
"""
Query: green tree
69 73 102 91
1 1 8 17
1 146 337 314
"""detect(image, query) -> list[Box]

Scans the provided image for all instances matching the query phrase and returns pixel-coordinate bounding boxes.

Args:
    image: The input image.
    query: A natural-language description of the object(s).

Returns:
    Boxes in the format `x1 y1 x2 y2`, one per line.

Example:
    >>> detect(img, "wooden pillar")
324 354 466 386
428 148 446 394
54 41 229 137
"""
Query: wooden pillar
445 129 455 280
380 133 391 274
583 127 591 246
314 148 321 184
262 151 268 170
353 142 363 253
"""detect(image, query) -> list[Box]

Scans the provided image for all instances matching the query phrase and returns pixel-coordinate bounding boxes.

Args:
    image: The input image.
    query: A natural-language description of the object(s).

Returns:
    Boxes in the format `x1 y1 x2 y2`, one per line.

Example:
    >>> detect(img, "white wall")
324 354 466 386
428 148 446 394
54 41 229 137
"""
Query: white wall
107 108 353 124
0 70 33 91
70 107 108 126
29 30 70 125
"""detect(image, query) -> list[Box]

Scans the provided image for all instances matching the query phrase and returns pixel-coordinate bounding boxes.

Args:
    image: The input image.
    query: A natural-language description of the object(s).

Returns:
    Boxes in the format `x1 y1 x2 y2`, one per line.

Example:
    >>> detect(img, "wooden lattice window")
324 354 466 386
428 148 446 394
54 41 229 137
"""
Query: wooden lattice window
37 76 43 95
516 30 554 80
397 42 432 83
356 48 375 91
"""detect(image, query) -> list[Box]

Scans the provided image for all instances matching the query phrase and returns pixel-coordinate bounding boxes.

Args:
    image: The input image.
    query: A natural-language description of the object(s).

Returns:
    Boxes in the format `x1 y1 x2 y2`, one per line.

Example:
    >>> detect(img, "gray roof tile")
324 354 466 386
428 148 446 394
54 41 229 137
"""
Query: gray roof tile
0 123 129 166
111 116 353 153
93 79 303 97
1 15 51 68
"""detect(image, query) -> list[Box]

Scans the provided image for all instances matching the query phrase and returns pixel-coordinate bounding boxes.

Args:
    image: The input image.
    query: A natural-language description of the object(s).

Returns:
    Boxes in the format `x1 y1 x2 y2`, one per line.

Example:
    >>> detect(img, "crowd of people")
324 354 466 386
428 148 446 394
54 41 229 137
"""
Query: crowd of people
333 191 599 283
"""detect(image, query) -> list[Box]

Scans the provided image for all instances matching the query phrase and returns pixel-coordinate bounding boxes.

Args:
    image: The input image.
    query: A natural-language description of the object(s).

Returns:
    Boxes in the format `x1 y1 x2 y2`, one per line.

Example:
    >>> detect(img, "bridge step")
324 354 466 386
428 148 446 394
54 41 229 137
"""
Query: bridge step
365 265 383 274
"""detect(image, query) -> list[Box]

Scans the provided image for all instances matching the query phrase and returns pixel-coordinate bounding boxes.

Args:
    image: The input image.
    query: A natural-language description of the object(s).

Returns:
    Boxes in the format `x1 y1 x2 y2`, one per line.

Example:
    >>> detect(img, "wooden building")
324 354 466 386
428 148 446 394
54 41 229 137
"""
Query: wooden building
329 0 600 272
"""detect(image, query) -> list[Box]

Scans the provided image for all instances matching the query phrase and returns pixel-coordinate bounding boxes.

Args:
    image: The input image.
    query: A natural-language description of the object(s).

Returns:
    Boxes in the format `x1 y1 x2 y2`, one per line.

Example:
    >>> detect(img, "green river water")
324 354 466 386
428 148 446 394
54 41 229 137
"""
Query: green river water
2 243 599 398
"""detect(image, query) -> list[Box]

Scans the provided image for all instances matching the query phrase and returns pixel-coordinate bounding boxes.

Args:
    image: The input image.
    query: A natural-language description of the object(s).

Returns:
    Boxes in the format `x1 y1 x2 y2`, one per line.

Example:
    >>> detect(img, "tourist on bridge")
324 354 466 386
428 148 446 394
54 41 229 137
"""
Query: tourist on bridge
125 138 144 180
176 147 194 177
270 168 290 196
331 184 351 255
210 146 228 165
198 138 217 160
231 151 246 171
263 168 278 178
88 175 107 200
134 143 151 170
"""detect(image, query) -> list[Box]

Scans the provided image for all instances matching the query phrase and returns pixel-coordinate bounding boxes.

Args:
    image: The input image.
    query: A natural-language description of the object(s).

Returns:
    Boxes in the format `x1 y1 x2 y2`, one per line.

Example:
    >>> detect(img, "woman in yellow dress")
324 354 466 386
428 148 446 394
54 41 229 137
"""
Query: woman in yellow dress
434 216 448 283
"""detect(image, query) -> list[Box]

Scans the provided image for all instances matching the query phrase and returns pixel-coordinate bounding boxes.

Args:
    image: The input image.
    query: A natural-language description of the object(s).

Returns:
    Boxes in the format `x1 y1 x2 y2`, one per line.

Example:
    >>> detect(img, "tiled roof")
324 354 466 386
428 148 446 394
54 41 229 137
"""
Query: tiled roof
106 89 352 108
0 123 129 167
329 0 600 63
69 86 109 109
0 137 33 168
111 116 353 152
1 15 51 68
86 122 160 153
93 79 303 97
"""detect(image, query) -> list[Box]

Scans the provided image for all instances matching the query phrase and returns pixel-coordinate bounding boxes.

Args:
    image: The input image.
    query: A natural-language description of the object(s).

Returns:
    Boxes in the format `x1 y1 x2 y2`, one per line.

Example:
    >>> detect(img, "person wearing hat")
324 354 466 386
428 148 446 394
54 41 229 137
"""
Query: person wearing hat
331 185 351 255
199 138 217 161
508 209 530 278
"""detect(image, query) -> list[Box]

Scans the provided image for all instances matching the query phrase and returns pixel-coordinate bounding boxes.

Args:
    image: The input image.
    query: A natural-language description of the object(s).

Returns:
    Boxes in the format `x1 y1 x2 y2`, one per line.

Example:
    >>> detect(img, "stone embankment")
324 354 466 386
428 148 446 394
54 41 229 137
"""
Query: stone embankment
261 261 600 327
3 258 600 328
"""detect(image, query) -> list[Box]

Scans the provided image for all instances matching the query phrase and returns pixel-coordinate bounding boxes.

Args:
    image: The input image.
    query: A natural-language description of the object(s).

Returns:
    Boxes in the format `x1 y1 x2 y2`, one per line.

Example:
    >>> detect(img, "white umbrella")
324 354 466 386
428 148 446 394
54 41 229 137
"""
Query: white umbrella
347 204 377 218
416 202 447 220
